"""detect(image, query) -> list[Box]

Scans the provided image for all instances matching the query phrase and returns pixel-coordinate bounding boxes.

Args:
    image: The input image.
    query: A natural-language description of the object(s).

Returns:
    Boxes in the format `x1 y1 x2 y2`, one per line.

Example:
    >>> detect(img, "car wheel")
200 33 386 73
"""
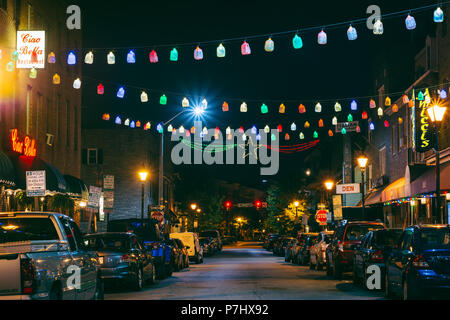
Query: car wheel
134 268 143 291
92 277 104 300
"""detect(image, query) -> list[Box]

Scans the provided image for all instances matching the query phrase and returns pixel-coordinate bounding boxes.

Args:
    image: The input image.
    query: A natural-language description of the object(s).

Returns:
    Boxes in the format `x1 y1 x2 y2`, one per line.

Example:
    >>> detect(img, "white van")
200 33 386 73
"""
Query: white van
170 232 204 264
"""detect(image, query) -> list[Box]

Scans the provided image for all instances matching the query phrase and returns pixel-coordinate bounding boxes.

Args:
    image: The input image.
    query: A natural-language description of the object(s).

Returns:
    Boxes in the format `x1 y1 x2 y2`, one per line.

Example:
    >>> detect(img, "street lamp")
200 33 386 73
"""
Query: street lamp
294 201 300 223
190 203 198 211
138 170 150 222
427 102 447 223
357 155 369 220
324 181 334 191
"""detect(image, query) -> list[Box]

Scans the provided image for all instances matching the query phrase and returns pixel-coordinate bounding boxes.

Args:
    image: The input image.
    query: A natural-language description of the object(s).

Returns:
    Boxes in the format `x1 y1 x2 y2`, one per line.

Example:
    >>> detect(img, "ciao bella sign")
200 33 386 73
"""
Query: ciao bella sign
10 129 37 157
415 89 434 153
16 31 46 69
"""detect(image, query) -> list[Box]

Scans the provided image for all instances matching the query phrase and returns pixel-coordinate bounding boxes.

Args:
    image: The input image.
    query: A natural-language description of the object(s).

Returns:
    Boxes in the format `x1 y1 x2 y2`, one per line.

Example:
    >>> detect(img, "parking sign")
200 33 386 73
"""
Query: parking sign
26 171 46 197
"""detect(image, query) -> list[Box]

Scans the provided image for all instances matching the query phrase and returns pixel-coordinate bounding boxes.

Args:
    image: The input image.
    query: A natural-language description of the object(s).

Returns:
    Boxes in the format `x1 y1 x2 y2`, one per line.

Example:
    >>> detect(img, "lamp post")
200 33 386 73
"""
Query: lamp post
427 102 447 223
294 201 300 222
324 181 335 225
357 155 369 220
139 171 149 223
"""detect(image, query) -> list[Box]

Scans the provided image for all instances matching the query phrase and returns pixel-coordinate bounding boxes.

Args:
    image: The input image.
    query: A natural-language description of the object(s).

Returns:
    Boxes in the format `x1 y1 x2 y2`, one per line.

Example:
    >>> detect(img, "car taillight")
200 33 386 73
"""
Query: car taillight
413 255 430 269
371 250 384 262
20 255 36 295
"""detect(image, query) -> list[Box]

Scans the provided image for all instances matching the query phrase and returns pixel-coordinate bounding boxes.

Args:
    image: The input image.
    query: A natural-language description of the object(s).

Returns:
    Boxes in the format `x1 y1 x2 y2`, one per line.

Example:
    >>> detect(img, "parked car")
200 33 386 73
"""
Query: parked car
170 232 204 264
295 233 319 265
352 228 403 289
326 220 386 279
108 219 172 280
0 212 103 300
84 232 156 290
309 231 334 270
199 237 215 257
274 237 294 257
264 234 279 251
385 225 450 300
199 230 223 251
165 238 185 272
285 238 298 262
173 238 189 269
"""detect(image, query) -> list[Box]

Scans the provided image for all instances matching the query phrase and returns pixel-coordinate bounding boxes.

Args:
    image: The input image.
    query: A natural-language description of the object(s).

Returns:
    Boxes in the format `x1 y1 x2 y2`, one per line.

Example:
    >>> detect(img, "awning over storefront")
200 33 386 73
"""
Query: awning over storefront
410 161 450 195
365 188 384 206
8 154 67 193
64 175 88 197
382 177 407 203
0 151 16 187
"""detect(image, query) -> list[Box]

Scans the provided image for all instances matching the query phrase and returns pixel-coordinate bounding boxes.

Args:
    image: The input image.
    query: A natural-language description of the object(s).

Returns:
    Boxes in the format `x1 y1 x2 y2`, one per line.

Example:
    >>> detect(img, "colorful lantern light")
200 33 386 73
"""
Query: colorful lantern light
384 120 390 128
300 132 305 140
179 126 185 134
403 95 410 104
222 102 229 112
392 104 399 113
149 50 159 63
434 7 444 23
347 114 353 122
291 123 297 131
130 121 136 129
201 99 208 109
67 51 76 65
279 104 286 114
144 122 151 131
341 128 347 135
373 19 384 35
318 30 327 45
335 102 342 112
285 134 290 141
6 61 14 72
313 131 319 139
304 121 310 129
226 127 231 135
277 125 283 133
102 114 110 121
141 91 149 103
319 119 324 127
194 46 204 60
264 126 270 134
157 123 163 133
240 102 248 113
362 111 368 119
299 104 306 114
347 25 358 40
117 87 125 98
315 103 322 113
328 130 334 137
408 100 414 108
265 38 275 52
107 52 115 64
261 104 269 114
356 126 361 133
369 122 375 131
53 73 60 85
241 41 251 55
217 43 226 58
124 119 131 127
440 90 448 100
332 117 338 126
170 48 178 62
73 78 81 89
251 126 258 135
182 97 190 108
97 83 104 95
378 107 384 117
48 52 56 64
272 134 277 142
385 97 391 106
85 51 94 64
418 91 425 101
370 99 376 109
351 100 358 111
29 67 37 79
405 14 417 30
293 34 303 49
127 50 136 63
115 116 122 125
160 95 167 105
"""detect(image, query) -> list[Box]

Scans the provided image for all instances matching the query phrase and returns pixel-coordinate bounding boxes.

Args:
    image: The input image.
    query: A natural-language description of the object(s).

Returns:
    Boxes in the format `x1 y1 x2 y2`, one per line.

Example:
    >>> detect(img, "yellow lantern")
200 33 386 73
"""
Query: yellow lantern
279 104 286 114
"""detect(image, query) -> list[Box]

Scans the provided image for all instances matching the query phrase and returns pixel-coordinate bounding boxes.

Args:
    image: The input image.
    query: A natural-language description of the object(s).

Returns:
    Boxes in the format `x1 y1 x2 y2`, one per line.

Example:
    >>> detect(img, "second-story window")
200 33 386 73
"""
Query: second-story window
87 148 98 165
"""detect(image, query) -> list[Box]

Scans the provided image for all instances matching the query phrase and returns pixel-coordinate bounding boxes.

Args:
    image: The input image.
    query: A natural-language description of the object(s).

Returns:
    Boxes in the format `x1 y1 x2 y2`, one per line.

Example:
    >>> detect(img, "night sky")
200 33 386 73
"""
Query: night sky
79 0 439 188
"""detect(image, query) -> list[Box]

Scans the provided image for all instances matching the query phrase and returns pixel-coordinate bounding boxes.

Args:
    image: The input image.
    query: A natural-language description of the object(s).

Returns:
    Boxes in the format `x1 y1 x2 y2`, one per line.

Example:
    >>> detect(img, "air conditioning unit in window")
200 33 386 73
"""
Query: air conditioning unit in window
46 133 55 147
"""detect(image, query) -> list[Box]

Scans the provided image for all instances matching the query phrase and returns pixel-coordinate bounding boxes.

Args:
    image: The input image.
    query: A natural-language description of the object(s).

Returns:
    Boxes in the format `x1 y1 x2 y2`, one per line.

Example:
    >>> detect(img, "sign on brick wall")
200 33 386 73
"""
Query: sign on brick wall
16 31 46 69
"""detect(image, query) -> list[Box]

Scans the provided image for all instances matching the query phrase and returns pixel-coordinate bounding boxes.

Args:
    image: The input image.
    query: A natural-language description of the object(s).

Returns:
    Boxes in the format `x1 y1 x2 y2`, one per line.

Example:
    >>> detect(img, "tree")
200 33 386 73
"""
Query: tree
48 194 75 215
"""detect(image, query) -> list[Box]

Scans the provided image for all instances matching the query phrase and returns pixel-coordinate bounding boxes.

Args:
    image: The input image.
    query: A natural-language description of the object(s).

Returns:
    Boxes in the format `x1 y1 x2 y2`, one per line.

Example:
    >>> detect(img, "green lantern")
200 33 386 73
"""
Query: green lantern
418 91 425 101
293 34 303 49
170 48 178 62
160 95 167 105
271 134 277 141
261 104 269 114
347 114 353 122
313 131 319 139
29 67 37 79
11 50 19 61
342 128 347 135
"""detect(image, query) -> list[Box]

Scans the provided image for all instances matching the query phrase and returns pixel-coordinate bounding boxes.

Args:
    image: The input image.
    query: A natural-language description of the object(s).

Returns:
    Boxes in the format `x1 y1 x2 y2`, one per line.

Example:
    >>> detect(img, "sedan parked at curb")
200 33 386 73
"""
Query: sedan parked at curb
309 231 334 270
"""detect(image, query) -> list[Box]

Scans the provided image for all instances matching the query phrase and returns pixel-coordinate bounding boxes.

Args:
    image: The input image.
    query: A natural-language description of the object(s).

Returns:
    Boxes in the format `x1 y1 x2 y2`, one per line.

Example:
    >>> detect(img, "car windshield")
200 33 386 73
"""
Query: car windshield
345 225 384 241
85 236 130 252
419 228 450 250
374 230 403 247
0 218 59 244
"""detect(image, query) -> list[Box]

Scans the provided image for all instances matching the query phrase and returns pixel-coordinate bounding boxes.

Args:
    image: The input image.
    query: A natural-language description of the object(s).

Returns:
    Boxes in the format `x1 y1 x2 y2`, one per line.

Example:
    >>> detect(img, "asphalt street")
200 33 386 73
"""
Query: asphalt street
105 242 385 300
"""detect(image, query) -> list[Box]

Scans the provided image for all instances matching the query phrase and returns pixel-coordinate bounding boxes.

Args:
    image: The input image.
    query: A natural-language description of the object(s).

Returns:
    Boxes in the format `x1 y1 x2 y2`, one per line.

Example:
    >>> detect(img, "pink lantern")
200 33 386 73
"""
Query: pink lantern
241 41 251 55
149 50 159 63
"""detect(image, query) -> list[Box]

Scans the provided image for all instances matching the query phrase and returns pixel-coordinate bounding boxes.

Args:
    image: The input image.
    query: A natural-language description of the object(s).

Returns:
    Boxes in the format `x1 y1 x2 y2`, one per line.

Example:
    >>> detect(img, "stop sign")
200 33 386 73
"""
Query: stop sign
315 210 328 225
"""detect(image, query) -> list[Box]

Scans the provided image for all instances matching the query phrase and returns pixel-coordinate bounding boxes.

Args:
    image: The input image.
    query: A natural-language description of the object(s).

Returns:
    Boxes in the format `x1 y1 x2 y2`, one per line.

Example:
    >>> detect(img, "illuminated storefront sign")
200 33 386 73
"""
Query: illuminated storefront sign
10 129 37 157
415 88 433 153
16 31 46 69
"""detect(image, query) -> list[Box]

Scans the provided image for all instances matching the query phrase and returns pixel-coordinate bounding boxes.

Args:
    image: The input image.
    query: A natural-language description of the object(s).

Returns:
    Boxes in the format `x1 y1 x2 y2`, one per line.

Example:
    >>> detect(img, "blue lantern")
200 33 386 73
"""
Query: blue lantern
251 126 258 135
434 7 444 23
440 90 447 100
117 87 125 98
351 100 358 111
405 14 417 30
67 51 76 65
115 116 122 125
318 30 327 45
127 50 136 63
130 121 136 128
157 123 163 133
170 48 178 61
369 122 375 131
347 26 358 40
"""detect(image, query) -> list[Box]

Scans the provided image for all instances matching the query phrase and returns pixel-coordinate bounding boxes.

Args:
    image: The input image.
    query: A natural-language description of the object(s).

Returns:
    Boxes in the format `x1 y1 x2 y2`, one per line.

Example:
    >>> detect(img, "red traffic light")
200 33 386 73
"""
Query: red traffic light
225 201 232 209
255 201 262 209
